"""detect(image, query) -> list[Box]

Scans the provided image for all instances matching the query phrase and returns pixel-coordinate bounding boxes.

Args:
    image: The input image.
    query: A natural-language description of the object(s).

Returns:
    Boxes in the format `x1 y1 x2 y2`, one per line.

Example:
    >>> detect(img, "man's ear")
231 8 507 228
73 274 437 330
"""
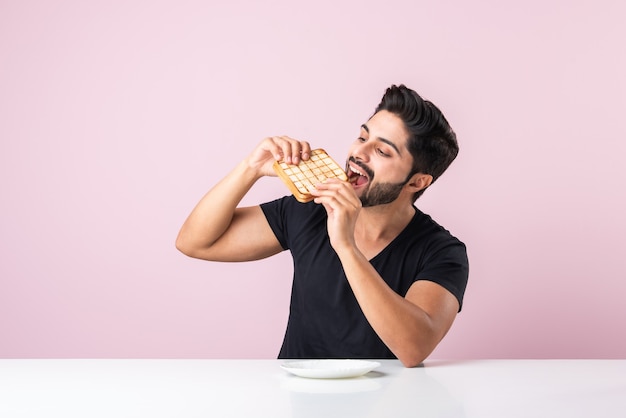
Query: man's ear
406 173 433 193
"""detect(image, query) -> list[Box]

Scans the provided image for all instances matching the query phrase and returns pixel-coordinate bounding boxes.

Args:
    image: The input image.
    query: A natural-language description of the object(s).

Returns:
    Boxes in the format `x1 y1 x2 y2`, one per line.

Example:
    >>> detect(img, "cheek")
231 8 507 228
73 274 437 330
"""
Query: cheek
379 162 411 181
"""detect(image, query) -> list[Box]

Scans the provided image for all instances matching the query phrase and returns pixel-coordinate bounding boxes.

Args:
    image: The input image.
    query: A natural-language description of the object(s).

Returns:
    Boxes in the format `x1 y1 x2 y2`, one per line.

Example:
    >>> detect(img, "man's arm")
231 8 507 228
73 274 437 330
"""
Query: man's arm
175 136 310 262
334 248 458 367
310 179 459 367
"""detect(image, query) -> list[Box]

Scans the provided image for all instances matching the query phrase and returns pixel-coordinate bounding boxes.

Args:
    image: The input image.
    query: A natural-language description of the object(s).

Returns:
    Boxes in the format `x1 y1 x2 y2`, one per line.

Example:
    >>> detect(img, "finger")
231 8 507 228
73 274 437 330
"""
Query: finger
299 142 312 161
313 194 360 221
312 179 354 199
311 182 360 209
289 138 313 164
273 136 301 165
314 178 345 187
286 139 303 164
263 137 287 161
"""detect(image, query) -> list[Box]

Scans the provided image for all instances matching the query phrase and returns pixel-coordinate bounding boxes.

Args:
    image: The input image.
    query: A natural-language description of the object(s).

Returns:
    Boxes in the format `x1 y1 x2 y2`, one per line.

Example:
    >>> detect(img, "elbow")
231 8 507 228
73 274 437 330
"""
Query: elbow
175 238 190 257
401 359 423 369
394 315 454 368
395 340 437 368
175 233 219 261
398 351 428 368
175 233 198 258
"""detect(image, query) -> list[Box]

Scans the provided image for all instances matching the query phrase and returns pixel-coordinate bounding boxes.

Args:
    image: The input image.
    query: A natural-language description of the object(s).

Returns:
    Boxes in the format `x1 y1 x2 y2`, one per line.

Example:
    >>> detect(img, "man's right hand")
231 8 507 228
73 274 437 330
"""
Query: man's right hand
245 136 312 177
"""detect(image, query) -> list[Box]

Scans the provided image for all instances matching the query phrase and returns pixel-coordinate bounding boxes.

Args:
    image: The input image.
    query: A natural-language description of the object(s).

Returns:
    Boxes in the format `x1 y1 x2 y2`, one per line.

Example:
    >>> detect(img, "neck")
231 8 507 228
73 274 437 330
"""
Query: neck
356 201 416 241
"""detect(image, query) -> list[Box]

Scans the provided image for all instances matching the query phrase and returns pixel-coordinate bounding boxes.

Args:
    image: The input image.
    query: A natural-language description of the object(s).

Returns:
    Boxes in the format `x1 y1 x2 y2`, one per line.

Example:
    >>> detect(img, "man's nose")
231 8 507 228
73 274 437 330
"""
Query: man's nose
352 142 371 162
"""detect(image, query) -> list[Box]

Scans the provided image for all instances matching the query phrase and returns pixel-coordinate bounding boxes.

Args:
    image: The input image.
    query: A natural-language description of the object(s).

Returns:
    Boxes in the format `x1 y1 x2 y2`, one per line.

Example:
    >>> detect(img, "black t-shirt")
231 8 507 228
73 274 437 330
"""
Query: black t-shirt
260 196 469 359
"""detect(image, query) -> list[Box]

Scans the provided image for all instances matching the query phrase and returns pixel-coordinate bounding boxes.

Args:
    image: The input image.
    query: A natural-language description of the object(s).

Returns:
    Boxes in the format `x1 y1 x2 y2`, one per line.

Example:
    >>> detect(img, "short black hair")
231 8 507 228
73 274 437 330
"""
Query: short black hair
375 85 458 201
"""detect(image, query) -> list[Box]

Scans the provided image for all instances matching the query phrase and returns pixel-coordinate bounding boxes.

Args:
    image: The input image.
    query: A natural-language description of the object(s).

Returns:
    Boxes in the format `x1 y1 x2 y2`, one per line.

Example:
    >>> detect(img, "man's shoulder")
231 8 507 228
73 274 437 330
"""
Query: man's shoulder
408 208 466 249
261 195 327 235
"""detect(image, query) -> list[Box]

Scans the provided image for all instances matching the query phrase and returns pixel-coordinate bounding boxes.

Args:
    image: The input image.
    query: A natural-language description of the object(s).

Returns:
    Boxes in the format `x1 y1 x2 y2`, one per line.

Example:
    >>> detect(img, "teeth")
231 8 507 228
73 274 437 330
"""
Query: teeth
350 166 365 176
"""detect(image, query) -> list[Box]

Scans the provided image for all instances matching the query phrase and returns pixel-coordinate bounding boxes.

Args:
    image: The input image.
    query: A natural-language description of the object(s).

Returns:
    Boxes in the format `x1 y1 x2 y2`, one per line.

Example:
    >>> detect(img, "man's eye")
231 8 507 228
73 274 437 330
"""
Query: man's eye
358 137 367 142
377 148 390 157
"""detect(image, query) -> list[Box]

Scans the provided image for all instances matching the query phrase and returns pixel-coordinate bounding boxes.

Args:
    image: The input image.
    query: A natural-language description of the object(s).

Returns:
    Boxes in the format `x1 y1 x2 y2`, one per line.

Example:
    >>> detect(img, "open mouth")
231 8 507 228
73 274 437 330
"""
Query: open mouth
347 162 371 187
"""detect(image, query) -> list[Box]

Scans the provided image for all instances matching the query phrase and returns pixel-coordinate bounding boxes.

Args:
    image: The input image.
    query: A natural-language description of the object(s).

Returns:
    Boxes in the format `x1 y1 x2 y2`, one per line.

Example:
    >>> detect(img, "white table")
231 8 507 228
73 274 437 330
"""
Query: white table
1 359 624 417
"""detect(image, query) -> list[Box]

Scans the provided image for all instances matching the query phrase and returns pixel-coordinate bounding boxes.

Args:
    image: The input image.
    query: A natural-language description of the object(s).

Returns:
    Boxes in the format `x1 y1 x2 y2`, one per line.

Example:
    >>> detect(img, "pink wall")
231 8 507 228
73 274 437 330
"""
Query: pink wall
1 0 625 359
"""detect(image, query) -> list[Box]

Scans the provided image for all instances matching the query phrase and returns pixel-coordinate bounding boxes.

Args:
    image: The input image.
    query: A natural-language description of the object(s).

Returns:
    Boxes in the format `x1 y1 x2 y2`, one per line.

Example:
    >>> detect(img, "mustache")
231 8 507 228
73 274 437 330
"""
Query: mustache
348 157 374 179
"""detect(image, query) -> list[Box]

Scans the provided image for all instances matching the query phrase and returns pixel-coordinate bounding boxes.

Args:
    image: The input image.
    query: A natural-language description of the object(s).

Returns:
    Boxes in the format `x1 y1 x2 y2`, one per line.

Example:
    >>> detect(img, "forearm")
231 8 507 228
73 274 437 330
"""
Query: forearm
336 248 439 367
176 160 260 256
177 136 312 260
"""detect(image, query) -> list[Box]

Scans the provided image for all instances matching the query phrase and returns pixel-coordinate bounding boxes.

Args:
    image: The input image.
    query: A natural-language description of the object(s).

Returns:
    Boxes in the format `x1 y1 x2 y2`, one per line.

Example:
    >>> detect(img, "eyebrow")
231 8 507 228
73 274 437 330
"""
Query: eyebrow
361 124 401 155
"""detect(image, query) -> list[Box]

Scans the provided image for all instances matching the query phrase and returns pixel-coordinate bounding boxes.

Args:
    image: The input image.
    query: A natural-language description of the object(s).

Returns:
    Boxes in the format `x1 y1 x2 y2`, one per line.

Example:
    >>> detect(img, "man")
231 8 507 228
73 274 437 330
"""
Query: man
176 85 468 367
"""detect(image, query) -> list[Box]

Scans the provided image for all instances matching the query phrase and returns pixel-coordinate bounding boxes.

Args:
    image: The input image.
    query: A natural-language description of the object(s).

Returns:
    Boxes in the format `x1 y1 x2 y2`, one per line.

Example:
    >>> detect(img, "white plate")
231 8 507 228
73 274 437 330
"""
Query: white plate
280 359 381 379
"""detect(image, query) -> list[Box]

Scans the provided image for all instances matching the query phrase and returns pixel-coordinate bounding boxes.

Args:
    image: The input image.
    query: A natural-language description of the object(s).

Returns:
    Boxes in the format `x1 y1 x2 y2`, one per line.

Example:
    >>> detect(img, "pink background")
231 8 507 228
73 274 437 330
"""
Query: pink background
1 0 625 359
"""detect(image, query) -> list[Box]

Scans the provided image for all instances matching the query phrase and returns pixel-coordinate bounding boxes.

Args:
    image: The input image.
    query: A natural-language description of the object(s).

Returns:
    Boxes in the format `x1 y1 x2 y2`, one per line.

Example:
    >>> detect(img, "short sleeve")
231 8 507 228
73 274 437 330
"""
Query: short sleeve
260 197 290 250
417 239 469 312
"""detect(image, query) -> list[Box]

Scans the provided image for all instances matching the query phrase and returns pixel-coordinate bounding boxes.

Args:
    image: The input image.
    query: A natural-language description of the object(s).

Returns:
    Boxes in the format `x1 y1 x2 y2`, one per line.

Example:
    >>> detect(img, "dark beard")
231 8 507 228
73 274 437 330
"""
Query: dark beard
346 156 410 207
360 180 407 207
